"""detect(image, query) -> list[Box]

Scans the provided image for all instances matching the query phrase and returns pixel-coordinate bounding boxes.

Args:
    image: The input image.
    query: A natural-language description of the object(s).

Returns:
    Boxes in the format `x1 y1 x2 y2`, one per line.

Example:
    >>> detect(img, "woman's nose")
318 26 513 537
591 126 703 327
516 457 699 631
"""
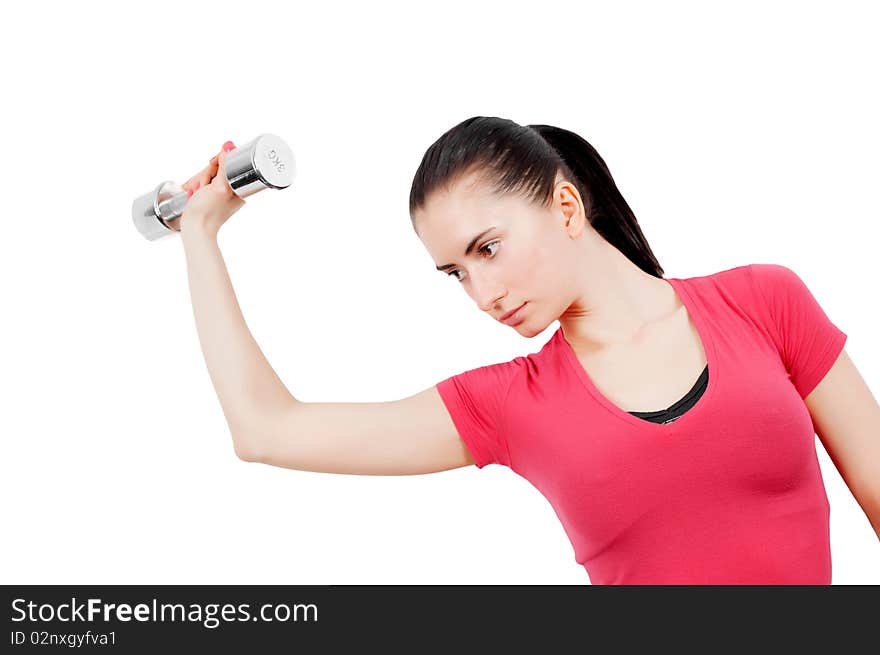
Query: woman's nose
473 280 505 313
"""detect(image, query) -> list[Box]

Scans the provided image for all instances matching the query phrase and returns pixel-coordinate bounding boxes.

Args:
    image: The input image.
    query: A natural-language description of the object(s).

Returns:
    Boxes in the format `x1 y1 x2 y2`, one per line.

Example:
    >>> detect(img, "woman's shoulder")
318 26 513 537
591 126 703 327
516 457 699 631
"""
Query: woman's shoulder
677 261 803 296
669 262 755 301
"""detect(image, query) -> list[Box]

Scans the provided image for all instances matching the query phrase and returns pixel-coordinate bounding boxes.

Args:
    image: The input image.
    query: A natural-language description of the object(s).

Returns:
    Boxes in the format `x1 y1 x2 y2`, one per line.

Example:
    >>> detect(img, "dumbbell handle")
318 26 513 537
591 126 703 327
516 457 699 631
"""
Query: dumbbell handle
132 133 296 240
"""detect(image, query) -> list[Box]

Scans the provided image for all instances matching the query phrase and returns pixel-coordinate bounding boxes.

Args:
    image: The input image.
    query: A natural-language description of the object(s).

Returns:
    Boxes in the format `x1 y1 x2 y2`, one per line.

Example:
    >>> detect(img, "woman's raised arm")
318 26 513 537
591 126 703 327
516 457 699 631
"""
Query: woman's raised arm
178 143 474 474
240 387 476 475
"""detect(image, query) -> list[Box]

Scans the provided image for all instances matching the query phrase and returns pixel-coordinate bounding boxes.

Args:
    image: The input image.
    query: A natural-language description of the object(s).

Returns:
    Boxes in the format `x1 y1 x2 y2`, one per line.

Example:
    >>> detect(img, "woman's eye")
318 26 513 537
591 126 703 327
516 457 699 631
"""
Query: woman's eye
447 240 500 282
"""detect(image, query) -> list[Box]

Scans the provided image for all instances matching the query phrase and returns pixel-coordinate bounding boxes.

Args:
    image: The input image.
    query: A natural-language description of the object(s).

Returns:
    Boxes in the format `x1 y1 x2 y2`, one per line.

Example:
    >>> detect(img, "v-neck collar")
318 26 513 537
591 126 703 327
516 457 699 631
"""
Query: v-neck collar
557 276 718 433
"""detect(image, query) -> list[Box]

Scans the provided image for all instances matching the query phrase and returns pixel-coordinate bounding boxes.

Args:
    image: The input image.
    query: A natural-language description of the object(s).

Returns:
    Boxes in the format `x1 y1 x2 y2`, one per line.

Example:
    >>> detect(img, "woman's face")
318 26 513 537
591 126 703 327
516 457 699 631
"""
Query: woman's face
414 169 587 337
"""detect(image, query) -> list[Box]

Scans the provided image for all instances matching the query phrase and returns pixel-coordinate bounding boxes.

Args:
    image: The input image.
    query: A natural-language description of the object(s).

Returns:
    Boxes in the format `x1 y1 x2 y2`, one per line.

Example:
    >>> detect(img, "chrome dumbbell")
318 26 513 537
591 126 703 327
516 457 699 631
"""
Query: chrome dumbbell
132 133 296 240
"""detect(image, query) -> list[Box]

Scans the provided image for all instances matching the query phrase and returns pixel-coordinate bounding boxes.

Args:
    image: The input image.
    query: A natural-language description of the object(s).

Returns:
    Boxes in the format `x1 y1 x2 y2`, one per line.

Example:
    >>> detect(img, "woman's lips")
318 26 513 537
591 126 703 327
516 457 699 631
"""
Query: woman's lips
500 302 528 325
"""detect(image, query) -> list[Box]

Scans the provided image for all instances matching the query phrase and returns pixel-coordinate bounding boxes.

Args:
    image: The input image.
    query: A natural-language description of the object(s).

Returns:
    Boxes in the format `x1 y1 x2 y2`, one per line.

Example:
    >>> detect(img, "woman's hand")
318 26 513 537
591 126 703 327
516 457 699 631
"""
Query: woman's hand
179 140 246 238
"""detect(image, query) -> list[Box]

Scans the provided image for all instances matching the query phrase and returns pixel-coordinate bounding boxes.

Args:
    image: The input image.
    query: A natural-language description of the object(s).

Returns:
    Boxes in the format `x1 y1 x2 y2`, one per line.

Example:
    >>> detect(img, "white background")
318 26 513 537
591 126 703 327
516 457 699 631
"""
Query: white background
1 0 878 584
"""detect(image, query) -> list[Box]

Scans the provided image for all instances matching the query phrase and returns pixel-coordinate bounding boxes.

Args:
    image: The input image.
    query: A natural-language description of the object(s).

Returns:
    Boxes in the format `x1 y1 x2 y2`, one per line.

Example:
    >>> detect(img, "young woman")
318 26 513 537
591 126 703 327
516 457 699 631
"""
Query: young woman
179 118 880 584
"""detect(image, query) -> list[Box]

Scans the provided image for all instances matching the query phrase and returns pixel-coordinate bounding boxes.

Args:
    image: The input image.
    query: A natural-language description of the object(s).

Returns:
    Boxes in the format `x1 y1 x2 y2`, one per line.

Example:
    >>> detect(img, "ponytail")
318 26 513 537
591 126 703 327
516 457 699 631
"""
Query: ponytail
528 124 664 277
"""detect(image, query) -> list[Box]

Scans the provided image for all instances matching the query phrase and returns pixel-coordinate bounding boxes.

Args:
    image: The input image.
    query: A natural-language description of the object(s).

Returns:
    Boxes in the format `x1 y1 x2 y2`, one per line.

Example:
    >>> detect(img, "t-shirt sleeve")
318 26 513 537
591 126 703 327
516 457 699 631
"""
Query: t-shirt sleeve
749 263 847 399
435 358 521 469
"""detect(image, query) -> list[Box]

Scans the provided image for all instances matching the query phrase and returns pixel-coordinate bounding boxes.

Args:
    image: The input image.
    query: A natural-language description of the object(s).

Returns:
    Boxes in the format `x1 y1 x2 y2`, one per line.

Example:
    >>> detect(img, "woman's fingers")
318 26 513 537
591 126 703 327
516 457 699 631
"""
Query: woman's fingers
215 142 238 191
182 166 209 192
182 159 218 192
181 143 232 192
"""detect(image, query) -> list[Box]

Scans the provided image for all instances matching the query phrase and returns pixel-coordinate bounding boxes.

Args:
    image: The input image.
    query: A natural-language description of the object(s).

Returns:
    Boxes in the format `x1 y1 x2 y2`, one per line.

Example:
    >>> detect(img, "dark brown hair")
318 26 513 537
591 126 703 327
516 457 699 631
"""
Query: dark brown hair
409 116 664 277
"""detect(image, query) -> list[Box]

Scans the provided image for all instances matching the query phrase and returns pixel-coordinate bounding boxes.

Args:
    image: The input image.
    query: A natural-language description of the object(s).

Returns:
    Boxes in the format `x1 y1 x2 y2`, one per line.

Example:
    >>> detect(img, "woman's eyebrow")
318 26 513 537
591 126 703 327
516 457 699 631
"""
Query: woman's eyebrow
435 226 496 271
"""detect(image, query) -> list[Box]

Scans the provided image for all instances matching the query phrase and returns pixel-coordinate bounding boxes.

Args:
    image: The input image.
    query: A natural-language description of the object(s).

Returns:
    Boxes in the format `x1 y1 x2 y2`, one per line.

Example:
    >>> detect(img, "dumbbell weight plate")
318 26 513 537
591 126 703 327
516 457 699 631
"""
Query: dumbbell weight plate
225 133 296 195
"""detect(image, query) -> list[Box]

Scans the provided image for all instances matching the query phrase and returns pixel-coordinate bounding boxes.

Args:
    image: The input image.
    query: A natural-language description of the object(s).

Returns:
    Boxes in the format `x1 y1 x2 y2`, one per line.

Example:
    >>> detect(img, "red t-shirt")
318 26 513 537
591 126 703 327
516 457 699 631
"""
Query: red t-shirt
436 264 847 584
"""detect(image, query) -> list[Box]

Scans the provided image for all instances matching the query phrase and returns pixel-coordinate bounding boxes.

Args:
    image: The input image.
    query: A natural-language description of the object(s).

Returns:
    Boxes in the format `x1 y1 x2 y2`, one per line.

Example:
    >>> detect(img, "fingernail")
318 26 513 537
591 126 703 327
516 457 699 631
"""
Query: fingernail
223 141 235 152
187 188 193 198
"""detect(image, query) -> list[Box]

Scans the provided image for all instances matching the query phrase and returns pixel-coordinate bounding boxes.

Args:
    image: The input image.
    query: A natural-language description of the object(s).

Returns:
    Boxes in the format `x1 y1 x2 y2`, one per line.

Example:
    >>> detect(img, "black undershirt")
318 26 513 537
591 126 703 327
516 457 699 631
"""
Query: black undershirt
627 364 709 424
